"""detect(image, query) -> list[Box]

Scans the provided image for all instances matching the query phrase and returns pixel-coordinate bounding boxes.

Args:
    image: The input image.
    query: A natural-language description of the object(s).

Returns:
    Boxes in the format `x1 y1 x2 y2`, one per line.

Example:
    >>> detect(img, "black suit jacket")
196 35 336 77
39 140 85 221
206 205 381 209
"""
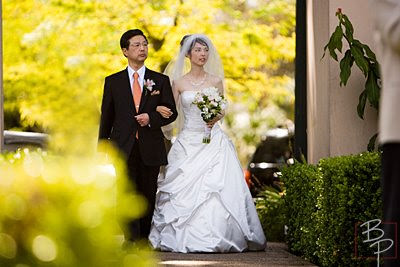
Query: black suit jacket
99 67 177 166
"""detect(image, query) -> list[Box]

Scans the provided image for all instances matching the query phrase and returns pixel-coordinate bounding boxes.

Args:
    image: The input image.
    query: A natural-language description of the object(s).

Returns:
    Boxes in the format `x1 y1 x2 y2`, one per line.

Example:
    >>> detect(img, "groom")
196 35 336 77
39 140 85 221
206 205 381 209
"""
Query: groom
99 29 177 240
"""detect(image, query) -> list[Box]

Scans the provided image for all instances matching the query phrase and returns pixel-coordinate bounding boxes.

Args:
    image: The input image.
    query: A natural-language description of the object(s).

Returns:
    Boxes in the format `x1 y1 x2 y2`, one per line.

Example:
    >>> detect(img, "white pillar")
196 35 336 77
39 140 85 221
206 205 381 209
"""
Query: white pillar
306 0 378 163
307 0 331 163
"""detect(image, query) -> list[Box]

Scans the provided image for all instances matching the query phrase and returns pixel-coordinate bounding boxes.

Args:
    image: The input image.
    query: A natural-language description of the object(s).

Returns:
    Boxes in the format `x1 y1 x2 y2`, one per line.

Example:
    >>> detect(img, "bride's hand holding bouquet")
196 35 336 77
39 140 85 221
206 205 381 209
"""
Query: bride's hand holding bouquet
192 86 227 143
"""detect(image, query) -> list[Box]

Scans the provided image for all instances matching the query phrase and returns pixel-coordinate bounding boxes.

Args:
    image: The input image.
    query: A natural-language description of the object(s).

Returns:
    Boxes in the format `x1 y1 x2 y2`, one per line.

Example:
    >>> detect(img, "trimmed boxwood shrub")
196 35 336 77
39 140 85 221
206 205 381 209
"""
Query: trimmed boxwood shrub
282 152 382 267
282 162 320 263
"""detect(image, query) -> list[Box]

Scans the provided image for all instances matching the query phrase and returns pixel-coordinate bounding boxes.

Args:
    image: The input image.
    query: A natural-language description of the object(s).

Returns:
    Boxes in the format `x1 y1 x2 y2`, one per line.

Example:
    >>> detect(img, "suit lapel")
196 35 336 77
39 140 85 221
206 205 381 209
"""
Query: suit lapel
139 67 152 112
122 68 136 114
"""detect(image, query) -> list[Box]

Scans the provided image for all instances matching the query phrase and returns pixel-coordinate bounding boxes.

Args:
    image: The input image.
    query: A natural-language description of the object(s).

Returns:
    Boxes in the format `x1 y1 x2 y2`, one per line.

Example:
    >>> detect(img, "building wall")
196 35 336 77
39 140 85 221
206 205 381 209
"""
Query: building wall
307 0 378 163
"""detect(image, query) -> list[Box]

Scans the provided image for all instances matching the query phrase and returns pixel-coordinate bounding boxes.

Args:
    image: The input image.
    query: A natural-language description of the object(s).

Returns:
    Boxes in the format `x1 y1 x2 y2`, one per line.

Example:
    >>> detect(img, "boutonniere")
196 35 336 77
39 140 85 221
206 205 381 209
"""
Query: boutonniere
144 79 156 95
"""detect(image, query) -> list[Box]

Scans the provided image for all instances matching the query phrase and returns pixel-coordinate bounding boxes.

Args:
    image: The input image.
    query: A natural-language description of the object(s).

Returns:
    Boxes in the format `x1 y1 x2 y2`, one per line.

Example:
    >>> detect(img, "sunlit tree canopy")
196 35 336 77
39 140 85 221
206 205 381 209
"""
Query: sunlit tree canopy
3 0 295 161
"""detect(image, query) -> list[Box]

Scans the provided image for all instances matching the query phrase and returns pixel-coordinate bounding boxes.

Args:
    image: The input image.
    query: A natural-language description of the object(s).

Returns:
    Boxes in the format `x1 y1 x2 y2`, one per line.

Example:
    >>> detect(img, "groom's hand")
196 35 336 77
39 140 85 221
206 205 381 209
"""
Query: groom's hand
135 113 150 126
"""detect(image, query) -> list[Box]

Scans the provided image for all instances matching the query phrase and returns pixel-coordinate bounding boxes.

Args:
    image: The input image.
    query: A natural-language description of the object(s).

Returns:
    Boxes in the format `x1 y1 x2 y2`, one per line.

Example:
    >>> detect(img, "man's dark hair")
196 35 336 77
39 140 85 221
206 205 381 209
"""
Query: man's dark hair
120 29 148 49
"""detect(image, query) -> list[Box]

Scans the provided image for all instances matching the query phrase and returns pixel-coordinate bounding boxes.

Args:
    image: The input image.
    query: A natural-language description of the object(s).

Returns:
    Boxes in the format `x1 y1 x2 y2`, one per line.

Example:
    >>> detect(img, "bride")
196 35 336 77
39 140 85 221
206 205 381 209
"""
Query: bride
149 34 266 253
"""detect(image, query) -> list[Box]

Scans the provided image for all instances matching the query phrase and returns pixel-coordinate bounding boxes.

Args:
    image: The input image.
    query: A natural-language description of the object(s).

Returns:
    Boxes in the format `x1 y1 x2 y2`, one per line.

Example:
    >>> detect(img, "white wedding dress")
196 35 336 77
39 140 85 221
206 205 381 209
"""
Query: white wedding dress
149 90 266 253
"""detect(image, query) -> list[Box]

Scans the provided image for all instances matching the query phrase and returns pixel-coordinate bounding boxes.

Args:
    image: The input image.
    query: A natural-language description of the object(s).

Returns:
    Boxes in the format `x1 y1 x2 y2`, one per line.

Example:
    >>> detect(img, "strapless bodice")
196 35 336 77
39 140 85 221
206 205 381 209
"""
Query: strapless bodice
180 90 214 132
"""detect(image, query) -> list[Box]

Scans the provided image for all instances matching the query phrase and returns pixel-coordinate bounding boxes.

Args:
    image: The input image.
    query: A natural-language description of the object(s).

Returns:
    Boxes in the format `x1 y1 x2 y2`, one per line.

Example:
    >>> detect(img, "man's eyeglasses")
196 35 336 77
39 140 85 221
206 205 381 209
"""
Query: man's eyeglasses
130 42 148 48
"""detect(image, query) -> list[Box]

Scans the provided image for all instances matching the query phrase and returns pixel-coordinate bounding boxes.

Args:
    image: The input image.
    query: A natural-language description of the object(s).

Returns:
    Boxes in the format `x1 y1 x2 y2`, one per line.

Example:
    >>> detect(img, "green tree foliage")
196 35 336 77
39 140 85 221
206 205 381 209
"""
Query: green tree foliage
3 0 295 162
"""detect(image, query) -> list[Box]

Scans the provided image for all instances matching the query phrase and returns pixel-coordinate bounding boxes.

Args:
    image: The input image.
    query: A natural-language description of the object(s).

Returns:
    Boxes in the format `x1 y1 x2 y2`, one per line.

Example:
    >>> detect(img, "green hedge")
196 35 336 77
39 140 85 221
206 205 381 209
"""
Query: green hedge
282 152 382 266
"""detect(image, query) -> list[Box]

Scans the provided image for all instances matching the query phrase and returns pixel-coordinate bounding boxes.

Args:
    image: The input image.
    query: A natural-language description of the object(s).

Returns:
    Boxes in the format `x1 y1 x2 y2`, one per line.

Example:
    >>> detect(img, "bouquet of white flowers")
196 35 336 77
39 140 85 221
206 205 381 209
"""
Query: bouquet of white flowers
192 87 227 143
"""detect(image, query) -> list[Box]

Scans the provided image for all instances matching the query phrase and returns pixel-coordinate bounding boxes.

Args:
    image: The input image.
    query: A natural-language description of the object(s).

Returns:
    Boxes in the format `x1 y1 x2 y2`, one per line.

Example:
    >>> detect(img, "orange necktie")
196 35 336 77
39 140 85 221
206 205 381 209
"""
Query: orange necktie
133 72 141 112
133 72 141 139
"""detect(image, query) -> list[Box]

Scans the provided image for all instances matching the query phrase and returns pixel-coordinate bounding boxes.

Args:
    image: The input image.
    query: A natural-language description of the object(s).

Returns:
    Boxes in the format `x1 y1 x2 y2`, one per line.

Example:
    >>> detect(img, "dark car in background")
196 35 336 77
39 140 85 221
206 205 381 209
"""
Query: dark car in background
3 130 48 152
245 127 294 196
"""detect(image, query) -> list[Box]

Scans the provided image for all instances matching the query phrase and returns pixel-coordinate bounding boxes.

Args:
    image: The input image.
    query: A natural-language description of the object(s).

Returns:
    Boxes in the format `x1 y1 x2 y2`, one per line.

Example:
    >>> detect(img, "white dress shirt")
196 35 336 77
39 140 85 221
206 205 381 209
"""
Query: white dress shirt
127 65 146 92
127 65 151 126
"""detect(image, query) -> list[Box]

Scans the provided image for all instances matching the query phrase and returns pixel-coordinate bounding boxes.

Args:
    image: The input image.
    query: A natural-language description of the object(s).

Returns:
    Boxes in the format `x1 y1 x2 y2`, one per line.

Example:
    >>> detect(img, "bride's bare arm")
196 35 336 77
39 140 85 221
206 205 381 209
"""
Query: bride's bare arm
156 106 172 118
172 80 181 108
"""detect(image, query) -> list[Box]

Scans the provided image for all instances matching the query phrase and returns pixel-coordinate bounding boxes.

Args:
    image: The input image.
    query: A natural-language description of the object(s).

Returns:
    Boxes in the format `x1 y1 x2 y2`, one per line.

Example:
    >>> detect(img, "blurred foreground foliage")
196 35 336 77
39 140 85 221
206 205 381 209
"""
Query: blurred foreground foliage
0 146 156 266
3 0 295 163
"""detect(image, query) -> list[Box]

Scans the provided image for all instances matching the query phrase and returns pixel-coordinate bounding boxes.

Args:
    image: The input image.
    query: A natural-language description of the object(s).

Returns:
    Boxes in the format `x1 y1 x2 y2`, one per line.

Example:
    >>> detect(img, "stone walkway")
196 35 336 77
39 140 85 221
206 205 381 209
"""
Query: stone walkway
156 242 317 267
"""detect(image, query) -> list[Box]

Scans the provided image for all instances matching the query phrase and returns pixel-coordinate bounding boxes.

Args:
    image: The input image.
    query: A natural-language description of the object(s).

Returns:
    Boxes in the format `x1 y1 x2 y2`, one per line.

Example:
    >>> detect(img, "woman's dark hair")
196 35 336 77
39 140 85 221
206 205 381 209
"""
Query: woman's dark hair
120 29 148 49
180 34 208 54
180 34 191 47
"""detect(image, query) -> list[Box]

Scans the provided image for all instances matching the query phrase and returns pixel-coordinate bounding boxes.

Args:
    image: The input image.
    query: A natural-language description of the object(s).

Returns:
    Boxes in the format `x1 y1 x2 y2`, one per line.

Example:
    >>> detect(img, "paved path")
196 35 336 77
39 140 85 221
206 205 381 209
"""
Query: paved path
156 242 317 267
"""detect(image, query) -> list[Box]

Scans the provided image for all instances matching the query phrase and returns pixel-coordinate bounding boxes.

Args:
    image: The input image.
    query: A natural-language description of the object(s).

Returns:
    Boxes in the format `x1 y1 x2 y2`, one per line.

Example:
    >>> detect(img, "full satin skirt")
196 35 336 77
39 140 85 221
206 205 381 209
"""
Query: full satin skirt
149 125 267 253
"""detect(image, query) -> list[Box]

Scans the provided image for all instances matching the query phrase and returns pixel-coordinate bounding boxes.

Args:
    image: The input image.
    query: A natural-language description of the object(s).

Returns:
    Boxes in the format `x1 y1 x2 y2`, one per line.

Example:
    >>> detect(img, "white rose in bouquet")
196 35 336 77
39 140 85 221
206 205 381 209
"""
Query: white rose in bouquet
192 87 227 143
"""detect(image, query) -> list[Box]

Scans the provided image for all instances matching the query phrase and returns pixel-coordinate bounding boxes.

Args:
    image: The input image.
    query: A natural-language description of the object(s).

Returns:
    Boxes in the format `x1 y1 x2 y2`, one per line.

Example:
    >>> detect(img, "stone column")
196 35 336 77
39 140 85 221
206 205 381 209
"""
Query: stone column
306 0 378 164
